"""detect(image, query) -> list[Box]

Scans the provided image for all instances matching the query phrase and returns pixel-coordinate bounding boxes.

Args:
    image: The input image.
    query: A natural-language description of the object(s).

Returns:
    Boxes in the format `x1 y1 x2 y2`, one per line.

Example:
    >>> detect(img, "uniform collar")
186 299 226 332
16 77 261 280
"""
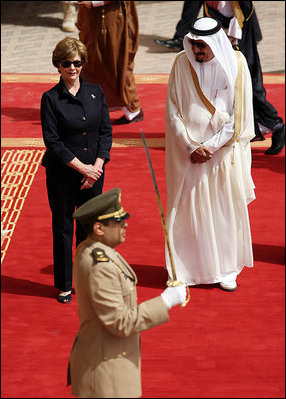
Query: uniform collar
92 241 138 283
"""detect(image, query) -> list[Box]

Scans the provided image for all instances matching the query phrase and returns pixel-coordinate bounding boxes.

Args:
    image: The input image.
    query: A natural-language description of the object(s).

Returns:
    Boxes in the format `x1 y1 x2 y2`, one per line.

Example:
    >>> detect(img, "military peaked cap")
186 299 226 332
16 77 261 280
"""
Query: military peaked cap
73 188 130 225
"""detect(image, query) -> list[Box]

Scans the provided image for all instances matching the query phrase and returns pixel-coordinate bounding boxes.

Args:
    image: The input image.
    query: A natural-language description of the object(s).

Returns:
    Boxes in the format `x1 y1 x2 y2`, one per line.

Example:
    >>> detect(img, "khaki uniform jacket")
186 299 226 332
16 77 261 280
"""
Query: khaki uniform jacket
68 239 169 398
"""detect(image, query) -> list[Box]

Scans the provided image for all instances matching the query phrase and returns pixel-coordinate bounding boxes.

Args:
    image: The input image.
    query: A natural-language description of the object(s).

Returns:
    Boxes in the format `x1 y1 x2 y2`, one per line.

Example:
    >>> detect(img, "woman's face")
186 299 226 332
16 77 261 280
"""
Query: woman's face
58 51 83 83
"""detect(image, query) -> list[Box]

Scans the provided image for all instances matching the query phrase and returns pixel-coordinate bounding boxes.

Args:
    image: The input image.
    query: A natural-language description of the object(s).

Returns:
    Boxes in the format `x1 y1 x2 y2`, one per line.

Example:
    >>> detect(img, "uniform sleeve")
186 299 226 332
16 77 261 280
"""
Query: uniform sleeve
40 92 76 165
96 87 112 162
89 262 169 337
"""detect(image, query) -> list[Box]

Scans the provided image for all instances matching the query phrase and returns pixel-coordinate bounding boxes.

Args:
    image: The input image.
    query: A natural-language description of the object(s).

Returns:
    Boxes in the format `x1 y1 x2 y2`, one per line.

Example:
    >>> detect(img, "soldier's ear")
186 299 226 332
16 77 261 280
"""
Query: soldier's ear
93 222 105 236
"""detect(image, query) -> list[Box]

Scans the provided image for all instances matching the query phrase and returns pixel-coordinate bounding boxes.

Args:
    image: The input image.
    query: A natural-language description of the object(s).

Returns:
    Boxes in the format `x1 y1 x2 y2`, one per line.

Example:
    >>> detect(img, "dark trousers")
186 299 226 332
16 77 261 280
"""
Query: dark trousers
205 5 284 139
248 44 284 137
174 0 202 40
45 165 104 291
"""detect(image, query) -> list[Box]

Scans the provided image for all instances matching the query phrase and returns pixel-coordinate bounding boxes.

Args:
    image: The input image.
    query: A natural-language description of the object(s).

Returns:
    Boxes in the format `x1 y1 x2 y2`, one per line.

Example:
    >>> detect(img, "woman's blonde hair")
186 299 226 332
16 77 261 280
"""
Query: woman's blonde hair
52 37 88 69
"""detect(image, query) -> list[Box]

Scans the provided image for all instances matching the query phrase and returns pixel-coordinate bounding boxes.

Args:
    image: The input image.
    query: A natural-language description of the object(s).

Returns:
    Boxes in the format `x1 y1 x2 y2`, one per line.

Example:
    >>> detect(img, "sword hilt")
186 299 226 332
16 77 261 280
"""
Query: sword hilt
166 280 191 307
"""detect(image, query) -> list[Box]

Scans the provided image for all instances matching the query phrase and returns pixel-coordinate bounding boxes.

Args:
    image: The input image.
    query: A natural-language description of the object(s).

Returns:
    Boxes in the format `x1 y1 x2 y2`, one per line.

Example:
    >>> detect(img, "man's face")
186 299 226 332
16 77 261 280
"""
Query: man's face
100 219 128 248
189 39 214 63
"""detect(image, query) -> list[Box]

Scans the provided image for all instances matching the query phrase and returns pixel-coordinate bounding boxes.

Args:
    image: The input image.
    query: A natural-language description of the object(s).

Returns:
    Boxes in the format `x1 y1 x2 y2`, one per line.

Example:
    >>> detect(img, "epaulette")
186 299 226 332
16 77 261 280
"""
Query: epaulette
92 248 110 263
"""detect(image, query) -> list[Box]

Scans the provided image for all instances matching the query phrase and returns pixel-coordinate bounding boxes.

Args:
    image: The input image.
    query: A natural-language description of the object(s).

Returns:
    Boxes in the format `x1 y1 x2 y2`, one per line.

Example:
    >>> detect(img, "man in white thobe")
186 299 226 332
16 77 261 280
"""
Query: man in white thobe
165 17 256 291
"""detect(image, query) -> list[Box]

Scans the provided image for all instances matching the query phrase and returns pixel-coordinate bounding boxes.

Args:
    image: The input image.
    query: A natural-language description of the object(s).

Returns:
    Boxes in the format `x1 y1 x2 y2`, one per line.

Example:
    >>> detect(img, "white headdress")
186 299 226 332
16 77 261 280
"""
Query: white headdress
183 17 238 102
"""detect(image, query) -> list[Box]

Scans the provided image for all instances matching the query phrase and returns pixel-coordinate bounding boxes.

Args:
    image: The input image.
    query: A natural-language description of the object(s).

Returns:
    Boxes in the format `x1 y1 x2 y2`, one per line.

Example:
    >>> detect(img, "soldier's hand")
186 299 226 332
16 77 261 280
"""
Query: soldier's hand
161 284 187 309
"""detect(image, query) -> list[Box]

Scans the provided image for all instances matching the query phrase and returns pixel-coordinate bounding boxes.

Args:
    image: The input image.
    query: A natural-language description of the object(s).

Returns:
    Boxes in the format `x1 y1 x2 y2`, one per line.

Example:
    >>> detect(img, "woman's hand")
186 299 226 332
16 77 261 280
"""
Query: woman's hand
80 165 102 189
80 158 105 189
80 176 96 190
82 163 103 180
68 157 105 189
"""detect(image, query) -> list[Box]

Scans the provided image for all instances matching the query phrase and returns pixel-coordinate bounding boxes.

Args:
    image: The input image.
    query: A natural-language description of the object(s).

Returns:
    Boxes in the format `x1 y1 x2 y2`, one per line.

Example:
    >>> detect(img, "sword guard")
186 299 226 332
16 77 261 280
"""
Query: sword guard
166 280 191 307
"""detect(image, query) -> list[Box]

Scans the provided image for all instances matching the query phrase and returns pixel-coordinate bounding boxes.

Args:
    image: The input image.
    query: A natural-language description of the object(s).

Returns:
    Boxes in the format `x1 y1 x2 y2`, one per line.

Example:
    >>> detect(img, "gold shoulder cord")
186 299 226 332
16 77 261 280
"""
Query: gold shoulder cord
110 258 126 276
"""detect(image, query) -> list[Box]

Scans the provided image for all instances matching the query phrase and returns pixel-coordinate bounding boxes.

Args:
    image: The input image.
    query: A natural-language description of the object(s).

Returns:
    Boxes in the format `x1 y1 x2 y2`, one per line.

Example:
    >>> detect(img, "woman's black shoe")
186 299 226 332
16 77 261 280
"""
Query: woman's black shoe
57 291 72 304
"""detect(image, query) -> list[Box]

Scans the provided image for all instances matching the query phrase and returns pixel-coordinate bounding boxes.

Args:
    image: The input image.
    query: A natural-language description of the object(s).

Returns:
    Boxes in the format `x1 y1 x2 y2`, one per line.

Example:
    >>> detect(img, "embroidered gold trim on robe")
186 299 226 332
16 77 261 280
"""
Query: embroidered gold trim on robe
245 1 254 22
188 62 216 116
231 50 243 144
204 2 210 17
231 1 245 29
204 1 254 29
169 54 202 147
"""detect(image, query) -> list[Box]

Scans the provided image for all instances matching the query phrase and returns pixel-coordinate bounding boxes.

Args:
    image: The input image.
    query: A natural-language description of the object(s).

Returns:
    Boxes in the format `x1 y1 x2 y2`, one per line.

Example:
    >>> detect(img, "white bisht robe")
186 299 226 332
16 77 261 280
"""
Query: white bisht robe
165 47 256 285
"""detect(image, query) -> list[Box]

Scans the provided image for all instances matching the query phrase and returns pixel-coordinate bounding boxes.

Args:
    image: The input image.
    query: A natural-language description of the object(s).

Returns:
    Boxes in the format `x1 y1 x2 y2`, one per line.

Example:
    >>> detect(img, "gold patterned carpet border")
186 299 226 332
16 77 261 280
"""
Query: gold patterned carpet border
1 137 272 148
1 149 45 262
1 73 285 84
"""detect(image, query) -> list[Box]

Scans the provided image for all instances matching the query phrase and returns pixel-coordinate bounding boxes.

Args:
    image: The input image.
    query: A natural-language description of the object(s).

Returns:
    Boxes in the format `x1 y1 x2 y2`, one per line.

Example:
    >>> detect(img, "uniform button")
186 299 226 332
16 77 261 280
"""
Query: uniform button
82 132 87 137
82 116 86 121
83 147 88 152
122 351 127 356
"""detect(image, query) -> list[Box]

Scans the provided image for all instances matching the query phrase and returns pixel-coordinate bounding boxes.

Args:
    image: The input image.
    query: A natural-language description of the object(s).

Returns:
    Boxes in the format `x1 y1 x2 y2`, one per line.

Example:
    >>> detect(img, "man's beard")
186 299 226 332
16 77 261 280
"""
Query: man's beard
195 58 203 63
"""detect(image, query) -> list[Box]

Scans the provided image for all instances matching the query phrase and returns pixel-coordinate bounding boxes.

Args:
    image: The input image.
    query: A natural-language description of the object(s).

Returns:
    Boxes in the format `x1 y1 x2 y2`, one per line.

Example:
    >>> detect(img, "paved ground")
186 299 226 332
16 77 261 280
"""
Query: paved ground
1 1 285 75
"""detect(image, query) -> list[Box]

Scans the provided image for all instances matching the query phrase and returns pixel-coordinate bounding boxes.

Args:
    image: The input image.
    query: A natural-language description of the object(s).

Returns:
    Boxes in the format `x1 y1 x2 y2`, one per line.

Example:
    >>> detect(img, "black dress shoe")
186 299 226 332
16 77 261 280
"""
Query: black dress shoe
114 108 144 125
154 38 183 51
265 124 285 155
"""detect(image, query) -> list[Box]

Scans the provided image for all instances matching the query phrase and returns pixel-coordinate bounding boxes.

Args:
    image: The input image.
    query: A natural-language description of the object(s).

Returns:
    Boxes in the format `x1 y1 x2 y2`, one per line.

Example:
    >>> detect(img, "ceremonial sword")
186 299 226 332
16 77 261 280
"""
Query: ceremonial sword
140 129 190 307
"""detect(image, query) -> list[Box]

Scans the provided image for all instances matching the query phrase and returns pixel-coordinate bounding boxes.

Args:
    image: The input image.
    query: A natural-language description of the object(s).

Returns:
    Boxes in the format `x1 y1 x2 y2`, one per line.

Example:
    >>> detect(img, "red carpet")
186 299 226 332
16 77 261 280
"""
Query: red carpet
1 76 285 139
1 75 285 398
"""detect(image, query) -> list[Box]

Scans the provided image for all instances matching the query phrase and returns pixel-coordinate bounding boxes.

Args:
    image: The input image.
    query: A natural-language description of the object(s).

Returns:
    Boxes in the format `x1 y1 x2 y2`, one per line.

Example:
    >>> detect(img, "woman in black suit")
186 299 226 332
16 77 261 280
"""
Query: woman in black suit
41 37 112 303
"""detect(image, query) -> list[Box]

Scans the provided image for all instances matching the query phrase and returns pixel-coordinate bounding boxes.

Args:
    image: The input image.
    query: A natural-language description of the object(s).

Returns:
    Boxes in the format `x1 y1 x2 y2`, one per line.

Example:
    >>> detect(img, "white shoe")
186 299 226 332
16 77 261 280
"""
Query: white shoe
219 280 237 292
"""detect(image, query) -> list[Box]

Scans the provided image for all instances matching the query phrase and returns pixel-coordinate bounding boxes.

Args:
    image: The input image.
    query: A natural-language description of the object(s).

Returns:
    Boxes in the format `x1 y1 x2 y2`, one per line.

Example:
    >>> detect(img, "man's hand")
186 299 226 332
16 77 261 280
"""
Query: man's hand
190 146 213 164
228 35 236 45
78 1 93 9
78 1 111 8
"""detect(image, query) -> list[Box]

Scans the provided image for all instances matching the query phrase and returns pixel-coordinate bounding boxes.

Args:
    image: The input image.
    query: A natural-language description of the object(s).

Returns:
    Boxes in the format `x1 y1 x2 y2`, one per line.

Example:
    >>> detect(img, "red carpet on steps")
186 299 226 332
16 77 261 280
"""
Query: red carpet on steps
1 77 285 398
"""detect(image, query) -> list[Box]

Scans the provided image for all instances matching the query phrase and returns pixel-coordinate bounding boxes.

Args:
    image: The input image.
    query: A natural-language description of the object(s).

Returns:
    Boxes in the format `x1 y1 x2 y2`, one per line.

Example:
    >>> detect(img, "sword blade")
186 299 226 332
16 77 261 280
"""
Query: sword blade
140 129 177 281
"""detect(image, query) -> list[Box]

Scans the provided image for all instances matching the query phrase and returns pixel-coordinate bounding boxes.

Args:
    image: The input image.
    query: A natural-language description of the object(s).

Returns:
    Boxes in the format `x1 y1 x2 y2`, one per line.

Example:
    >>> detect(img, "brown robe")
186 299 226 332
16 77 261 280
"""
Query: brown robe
77 1 141 112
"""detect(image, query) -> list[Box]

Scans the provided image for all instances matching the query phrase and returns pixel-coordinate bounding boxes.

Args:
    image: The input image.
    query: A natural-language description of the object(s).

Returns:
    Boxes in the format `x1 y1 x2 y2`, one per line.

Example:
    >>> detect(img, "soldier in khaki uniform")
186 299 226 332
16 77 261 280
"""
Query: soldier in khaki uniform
67 188 187 398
